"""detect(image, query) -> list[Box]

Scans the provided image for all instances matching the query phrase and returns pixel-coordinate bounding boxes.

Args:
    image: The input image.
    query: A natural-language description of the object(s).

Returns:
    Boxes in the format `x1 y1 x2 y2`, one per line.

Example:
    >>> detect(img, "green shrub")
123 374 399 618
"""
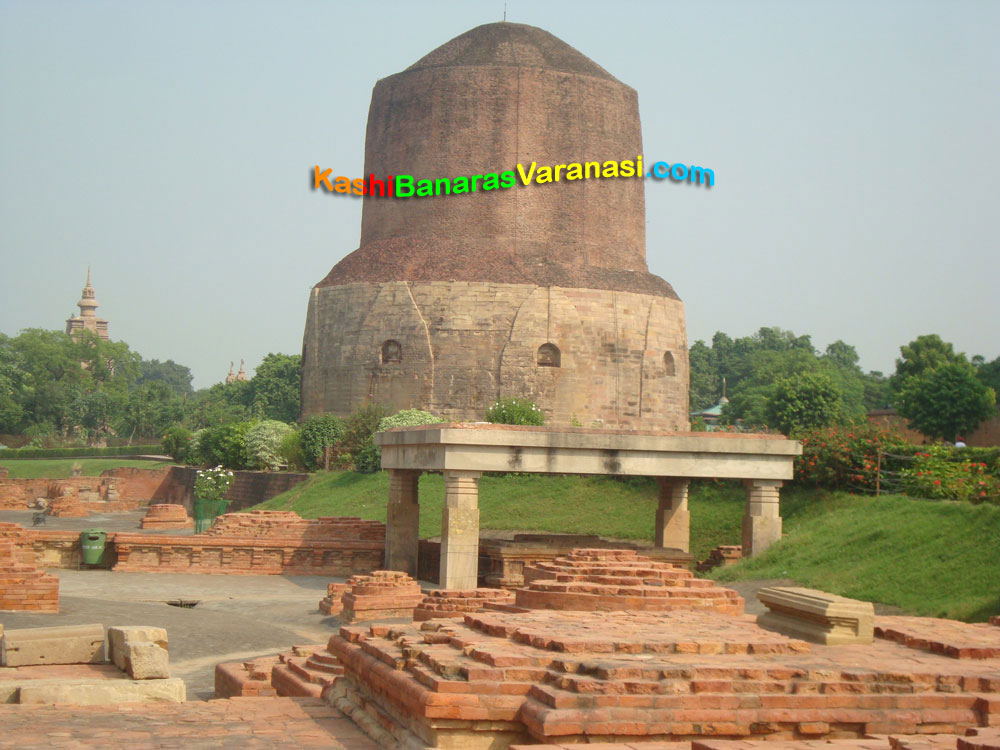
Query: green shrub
378 409 444 432
161 425 191 463
485 397 545 426
900 446 1000 504
343 403 390 474
279 429 306 472
0 445 160 459
194 421 254 469
299 414 345 471
245 420 293 471
186 428 207 465
357 408 446 473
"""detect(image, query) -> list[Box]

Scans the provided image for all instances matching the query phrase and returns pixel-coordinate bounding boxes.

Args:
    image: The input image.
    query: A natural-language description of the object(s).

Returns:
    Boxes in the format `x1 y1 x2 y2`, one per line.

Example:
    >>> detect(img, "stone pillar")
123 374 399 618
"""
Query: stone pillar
440 470 481 589
386 469 421 576
654 478 690 552
742 479 783 556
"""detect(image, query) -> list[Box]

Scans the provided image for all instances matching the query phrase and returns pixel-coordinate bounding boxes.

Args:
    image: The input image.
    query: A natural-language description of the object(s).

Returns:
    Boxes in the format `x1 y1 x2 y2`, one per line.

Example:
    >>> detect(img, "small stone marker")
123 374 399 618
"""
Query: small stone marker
1 623 105 666
107 625 170 679
757 586 874 645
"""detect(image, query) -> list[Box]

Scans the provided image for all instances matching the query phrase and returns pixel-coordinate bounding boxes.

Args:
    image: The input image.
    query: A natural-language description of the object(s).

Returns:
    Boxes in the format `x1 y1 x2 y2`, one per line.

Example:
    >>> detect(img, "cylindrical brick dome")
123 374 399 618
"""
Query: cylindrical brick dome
304 22 688 429
319 22 675 299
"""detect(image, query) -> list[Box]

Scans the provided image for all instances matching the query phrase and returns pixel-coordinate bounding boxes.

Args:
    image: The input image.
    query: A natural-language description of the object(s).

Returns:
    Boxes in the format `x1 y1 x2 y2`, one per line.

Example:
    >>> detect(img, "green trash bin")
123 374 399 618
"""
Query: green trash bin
193 498 228 534
80 529 107 565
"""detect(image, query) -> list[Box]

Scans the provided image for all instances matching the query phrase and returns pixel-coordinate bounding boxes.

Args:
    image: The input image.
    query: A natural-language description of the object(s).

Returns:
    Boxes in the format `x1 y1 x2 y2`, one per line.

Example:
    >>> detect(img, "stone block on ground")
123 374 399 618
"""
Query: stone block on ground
340 570 425 623
515 547 744 614
17 677 186 705
107 626 169 678
757 586 874 645
1 623 104 666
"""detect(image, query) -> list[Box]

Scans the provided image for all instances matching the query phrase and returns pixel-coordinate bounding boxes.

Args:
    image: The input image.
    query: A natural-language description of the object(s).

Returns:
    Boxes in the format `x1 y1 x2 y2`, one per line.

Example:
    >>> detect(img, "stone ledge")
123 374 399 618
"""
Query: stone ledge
757 587 874 645
16 676 186 705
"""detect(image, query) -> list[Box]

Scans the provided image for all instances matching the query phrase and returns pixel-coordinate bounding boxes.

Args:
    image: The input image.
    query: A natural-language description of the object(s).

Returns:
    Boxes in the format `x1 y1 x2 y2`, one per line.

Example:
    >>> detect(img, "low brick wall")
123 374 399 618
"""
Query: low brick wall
112 512 385 576
9 512 387 577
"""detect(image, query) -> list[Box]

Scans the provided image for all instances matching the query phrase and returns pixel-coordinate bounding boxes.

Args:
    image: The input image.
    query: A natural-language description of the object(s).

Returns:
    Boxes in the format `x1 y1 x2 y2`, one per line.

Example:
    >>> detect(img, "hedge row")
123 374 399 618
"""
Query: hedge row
0 445 161 459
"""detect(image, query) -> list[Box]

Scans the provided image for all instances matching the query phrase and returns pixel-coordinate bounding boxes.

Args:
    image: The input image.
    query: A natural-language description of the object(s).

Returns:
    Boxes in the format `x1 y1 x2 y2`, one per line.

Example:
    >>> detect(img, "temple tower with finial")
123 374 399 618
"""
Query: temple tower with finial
301 22 688 428
65 268 109 341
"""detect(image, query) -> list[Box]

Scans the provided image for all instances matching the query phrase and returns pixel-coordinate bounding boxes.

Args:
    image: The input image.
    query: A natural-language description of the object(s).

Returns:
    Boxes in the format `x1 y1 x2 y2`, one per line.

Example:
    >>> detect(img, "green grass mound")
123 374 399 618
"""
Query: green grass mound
252 472 744 564
714 489 1000 622
252 472 1000 622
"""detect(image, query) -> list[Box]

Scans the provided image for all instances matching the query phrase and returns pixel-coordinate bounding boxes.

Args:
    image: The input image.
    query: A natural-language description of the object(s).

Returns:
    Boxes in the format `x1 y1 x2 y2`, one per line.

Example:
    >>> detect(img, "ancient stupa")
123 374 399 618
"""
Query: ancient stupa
301 22 688 429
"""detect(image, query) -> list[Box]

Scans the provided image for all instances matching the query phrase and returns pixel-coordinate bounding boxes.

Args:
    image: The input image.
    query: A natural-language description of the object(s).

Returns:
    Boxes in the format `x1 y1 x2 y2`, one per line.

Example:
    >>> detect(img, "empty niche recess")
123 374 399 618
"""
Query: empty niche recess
381 339 402 364
663 351 676 376
537 342 561 368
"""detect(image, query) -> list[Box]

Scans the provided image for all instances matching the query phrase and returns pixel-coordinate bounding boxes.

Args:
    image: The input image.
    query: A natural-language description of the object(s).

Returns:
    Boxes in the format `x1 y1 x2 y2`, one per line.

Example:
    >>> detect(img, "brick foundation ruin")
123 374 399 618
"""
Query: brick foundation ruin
0 523 58 612
113 512 386 576
340 571 425 623
515 548 744 614
326 608 1000 748
139 504 192 530
413 588 516 621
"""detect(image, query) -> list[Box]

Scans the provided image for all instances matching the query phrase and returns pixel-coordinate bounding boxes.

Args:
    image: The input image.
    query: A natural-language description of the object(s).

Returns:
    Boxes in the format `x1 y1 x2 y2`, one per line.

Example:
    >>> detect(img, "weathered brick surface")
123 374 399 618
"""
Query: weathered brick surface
472 534 693 589
875 616 1000 659
517 731 1000 750
413 588 516 621
515 548 744 614
0 524 58 612
0 696 378 749
325 607 1000 747
320 582 350 615
215 646 343 700
139 503 192 529
340 570 425 623
46 495 90 517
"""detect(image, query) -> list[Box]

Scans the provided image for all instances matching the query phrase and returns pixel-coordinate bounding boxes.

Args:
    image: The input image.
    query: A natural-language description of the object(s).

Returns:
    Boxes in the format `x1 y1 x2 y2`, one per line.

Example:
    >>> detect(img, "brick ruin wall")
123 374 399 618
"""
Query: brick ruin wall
0 467 177 510
302 281 689 430
112 512 385 576
0 467 307 513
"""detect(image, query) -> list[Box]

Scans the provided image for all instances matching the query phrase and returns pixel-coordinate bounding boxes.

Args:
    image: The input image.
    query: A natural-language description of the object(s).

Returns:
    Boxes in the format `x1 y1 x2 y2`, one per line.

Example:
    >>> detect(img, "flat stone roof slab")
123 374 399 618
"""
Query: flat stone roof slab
377 423 801 478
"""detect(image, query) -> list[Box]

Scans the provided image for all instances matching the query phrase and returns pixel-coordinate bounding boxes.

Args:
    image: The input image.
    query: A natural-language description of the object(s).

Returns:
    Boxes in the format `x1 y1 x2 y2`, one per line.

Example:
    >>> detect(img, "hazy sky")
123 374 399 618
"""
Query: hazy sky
2 0 997 389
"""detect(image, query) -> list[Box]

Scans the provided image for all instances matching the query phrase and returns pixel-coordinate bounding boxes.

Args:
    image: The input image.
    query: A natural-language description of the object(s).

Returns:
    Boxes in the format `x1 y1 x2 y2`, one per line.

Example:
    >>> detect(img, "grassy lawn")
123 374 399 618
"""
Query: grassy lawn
254 471 1000 622
713 489 1000 622
254 472 743 567
0 458 175 479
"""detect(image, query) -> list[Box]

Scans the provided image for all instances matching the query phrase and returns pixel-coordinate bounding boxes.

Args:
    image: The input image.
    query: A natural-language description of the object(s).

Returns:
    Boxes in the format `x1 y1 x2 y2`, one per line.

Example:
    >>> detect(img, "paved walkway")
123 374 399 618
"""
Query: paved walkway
0 569 340 700
0 697 377 749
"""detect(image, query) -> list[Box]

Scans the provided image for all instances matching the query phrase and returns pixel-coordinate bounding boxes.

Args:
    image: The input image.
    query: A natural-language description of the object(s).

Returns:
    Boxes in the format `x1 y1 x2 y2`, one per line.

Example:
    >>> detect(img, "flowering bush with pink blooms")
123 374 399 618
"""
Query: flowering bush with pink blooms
900 446 1000 504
